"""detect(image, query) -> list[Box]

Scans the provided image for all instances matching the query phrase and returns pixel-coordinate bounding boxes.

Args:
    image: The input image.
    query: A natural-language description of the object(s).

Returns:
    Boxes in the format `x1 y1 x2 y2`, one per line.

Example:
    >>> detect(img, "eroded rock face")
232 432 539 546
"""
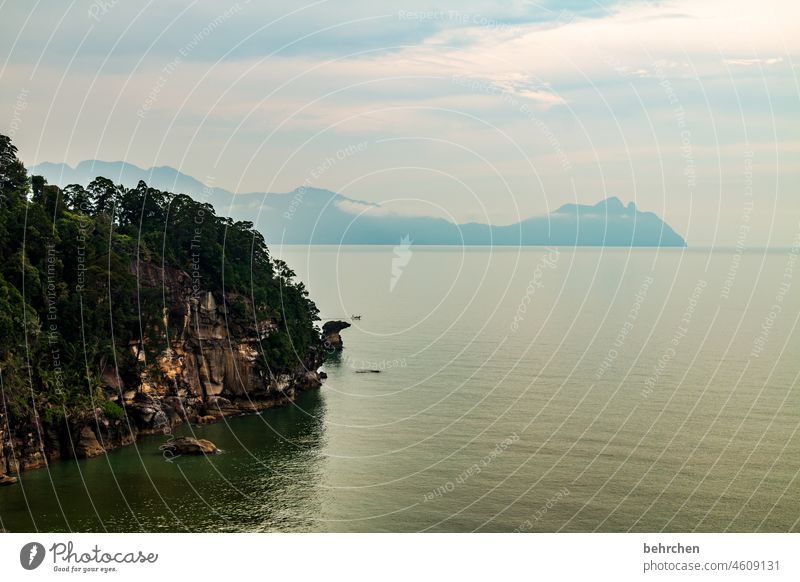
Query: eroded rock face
125 265 326 423
0 259 325 476
321 320 351 350
75 426 105 458
0 417 51 472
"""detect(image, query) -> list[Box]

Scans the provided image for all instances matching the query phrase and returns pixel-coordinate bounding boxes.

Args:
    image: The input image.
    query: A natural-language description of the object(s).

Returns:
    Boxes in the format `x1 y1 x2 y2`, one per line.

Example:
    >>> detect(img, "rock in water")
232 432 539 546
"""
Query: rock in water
322 320 351 350
0 474 18 486
161 436 219 455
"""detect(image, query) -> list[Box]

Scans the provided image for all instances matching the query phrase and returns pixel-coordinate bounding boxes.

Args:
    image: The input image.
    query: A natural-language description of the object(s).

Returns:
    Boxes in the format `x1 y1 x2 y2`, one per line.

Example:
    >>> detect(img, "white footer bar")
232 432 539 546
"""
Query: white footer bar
1 533 796 581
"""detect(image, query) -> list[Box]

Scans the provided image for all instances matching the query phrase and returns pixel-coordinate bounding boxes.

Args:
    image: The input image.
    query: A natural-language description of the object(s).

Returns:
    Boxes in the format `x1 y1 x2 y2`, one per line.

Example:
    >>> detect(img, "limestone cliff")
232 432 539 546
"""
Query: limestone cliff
0 259 325 478
321 320 352 350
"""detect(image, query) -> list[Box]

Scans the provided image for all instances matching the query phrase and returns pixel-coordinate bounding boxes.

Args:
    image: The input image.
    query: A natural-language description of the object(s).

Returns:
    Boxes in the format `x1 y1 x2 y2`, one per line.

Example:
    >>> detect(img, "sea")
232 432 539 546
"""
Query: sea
1 246 798 532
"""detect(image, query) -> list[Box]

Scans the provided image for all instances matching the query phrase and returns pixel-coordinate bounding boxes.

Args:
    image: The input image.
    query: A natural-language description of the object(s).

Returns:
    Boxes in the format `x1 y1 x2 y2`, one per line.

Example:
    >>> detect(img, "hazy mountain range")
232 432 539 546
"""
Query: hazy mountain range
31 160 687 247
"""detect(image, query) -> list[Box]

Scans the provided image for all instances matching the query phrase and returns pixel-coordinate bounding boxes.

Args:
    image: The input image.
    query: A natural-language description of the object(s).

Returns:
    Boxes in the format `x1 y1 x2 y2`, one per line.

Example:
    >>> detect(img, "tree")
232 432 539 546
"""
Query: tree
87 176 119 215
0 134 28 199
0 132 322 423
63 184 92 213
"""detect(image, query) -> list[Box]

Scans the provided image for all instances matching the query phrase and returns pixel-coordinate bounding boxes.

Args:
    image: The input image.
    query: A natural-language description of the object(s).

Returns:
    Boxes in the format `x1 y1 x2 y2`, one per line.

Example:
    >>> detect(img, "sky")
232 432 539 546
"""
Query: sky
1 0 797 246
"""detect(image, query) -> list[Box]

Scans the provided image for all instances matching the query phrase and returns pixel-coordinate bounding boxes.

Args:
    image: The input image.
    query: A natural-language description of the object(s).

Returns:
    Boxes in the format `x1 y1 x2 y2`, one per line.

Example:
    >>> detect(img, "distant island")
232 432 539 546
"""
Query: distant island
33 161 687 247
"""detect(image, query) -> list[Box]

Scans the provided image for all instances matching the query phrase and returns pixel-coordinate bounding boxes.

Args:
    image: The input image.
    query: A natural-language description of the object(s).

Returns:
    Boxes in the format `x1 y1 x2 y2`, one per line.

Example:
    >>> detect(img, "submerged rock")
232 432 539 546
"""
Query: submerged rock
0 474 17 486
161 436 219 455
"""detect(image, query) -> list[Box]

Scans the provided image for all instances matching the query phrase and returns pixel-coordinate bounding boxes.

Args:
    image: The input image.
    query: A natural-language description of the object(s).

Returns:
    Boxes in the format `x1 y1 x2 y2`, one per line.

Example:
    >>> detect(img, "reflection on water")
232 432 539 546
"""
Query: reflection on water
0 390 327 532
2 247 800 532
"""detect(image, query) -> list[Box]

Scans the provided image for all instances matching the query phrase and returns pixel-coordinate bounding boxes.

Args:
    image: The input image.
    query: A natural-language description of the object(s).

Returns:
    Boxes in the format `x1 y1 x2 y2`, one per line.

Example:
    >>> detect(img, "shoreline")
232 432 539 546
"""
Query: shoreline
0 367 327 483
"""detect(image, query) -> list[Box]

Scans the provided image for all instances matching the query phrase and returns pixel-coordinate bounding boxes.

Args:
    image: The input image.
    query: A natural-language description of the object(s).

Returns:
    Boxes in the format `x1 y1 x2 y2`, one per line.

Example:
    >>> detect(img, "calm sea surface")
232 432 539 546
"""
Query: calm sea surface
2 246 799 532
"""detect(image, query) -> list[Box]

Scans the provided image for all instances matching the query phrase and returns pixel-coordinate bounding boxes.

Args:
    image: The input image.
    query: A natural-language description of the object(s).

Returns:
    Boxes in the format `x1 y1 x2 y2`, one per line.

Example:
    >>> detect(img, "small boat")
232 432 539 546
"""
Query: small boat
351 314 361 320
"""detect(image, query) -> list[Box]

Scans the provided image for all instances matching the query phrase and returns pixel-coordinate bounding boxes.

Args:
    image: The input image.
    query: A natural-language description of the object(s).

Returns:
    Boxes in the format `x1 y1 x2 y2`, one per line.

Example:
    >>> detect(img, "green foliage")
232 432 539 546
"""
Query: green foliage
101 400 125 420
0 133 320 420
41 405 66 425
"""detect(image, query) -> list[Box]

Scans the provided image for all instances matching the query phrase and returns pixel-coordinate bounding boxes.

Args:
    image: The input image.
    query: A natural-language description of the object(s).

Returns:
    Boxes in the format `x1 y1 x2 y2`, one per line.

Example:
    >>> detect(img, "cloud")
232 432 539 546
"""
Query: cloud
487 75 566 106
723 57 784 66
335 198 391 216
0 0 626 68
335 198 439 218
2 0 797 246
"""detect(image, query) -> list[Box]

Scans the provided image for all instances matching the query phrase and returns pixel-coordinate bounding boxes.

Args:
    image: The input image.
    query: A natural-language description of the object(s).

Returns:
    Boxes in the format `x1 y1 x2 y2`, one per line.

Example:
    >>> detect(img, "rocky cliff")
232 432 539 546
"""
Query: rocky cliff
0 259 325 479
321 320 352 350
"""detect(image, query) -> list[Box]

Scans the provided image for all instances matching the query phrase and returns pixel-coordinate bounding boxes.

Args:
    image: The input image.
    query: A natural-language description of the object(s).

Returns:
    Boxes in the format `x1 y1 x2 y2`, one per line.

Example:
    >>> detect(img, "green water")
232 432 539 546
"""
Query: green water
1 247 799 532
